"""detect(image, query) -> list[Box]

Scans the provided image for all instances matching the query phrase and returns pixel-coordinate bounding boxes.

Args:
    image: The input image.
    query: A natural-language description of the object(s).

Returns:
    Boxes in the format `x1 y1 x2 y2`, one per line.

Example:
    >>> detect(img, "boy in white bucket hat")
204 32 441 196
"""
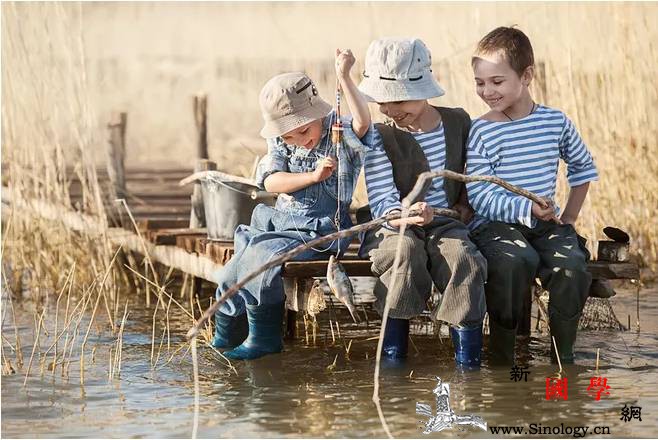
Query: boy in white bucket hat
357 37 487 368
212 50 371 361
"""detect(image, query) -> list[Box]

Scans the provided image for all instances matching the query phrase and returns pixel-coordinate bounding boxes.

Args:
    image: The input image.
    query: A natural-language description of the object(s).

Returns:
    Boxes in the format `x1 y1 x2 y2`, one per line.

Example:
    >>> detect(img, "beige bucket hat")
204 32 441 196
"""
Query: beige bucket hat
358 37 445 103
259 72 333 138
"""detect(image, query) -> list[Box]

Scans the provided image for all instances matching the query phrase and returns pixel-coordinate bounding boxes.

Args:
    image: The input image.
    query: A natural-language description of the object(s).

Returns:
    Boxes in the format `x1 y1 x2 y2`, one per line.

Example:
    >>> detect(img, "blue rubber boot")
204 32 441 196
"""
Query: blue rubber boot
211 311 248 350
223 302 284 360
382 317 409 359
450 325 483 368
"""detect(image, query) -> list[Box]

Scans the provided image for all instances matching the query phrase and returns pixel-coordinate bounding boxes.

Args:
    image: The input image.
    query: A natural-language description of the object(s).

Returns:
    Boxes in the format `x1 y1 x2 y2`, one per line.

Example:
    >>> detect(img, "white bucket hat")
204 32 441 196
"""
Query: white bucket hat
358 37 445 103
259 72 333 138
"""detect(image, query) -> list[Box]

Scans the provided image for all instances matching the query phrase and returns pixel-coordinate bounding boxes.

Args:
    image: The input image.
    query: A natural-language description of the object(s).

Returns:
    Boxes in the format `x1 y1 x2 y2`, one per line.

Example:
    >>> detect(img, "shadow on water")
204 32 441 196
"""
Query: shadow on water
2 283 658 438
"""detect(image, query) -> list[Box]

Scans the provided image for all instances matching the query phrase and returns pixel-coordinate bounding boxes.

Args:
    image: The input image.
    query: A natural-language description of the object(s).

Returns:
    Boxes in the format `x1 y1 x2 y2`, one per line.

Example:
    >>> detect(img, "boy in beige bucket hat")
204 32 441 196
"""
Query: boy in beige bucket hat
357 37 487 367
212 50 371 360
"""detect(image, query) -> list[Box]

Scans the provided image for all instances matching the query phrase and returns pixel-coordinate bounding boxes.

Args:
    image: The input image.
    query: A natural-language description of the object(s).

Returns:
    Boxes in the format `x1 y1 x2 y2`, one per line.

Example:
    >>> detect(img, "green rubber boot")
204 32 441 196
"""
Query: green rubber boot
488 320 516 365
550 316 580 364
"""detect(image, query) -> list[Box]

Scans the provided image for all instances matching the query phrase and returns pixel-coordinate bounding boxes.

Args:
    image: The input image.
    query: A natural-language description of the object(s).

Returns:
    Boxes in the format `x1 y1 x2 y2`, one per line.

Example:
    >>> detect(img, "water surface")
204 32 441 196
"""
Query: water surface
2 281 657 438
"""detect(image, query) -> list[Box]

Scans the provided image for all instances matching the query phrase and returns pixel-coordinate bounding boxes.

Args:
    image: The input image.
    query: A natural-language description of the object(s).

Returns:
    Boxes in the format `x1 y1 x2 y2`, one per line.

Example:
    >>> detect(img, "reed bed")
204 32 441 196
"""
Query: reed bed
0 3 220 388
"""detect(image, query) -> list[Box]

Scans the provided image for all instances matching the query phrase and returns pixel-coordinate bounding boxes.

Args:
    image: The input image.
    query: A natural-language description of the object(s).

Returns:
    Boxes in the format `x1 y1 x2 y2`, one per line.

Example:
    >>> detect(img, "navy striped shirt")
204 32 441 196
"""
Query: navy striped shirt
466 105 598 230
364 123 449 220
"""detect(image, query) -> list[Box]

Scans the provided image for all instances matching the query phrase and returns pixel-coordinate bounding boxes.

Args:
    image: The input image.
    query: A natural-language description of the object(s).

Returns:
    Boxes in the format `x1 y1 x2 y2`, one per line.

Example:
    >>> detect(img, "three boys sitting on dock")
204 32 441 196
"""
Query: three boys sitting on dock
211 27 597 366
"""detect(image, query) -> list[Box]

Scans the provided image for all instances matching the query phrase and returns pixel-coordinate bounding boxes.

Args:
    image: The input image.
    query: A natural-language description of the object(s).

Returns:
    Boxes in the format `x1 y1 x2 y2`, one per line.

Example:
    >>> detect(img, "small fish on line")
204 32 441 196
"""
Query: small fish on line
327 255 359 323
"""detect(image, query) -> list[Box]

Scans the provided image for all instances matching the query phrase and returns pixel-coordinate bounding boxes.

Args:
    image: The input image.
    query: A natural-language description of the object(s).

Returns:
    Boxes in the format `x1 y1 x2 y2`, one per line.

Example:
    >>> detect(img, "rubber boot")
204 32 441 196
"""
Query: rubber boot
381 317 409 359
211 311 248 350
450 325 483 368
550 316 579 364
223 302 284 360
488 320 516 365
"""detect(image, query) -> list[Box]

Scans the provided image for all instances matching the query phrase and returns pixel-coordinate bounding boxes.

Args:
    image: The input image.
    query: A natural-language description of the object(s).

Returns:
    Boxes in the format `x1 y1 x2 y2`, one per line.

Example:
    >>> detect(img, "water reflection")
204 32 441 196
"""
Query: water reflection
2 285 658 438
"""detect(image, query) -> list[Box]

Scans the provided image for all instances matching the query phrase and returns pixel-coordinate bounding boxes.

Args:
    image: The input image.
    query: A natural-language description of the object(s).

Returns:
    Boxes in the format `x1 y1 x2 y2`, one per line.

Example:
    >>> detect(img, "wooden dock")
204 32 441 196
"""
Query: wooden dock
2 98 643 337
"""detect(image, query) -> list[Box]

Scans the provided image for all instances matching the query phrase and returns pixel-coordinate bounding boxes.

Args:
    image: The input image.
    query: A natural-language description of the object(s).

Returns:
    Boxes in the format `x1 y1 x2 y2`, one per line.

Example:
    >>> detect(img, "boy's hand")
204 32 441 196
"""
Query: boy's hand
312 156 336 183
335 48 356 80
531 199 562 224
390 202 433 227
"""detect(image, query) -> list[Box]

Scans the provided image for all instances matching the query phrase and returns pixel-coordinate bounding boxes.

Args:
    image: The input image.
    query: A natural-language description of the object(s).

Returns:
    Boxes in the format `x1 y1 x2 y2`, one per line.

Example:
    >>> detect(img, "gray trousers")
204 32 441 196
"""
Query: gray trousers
359 216 487 327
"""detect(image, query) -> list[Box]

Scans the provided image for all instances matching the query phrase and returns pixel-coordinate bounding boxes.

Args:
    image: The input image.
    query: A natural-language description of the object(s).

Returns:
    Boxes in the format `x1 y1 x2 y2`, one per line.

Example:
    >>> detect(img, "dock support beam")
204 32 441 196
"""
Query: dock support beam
106 112 127 200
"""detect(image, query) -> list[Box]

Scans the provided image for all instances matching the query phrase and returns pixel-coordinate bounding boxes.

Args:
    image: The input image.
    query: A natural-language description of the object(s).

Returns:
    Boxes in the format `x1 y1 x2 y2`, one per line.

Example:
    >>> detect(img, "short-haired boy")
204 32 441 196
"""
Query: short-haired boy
358 37 487 367
466 27 598 364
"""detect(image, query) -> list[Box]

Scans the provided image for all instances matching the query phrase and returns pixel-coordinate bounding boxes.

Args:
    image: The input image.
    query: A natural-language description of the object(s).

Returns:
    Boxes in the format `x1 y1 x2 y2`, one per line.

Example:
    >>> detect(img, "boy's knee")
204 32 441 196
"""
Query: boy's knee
371 235 424 272
544 249 588 273
489 246 540 277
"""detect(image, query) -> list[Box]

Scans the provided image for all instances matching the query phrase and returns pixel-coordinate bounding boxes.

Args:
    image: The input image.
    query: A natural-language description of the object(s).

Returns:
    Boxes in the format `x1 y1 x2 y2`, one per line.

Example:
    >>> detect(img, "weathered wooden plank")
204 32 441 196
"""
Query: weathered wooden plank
282 259 373 277
150 228 207 245
587 261 640 280
281 259 640 279
203 240 235 265
136 218 191 231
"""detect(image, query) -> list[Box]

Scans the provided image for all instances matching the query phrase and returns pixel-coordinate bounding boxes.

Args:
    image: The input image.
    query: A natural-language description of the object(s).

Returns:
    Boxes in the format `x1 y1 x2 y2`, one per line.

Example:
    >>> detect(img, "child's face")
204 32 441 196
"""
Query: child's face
281 119 323 150
376 100 426 129
472 51 532 112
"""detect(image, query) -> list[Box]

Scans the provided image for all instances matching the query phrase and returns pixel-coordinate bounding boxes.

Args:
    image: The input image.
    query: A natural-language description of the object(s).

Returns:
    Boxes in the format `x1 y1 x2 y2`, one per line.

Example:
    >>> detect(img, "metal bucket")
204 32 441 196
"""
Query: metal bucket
200 176 275 240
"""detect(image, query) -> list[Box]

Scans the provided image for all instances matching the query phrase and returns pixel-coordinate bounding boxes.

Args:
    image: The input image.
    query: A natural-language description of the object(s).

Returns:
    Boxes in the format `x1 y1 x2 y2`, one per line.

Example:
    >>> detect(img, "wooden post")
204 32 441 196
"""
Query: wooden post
190 159 217 298
193 95 208 160
191 94 213 298
106 112 127 199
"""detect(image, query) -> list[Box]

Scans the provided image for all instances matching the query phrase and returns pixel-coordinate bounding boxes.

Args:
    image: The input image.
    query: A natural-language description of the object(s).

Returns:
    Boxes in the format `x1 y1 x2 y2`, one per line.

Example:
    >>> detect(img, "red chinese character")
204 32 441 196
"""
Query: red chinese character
546 377 568 400
587 377 611 401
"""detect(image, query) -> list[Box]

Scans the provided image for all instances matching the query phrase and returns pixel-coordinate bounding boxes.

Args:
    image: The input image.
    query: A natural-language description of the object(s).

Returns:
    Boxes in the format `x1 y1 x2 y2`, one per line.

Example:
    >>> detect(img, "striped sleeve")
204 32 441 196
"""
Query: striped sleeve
558 115 598 187
362 128 402 219
466 126 533 227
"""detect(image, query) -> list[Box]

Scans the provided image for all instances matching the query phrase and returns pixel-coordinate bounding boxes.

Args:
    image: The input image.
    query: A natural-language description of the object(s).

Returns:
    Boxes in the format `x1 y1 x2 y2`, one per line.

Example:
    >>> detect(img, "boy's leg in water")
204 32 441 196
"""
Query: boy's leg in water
425 217 487 327
211 224 262 349
526 220 591 364
360 226 431 359
425 217 487 367
471 222 540 364
224 229 332 360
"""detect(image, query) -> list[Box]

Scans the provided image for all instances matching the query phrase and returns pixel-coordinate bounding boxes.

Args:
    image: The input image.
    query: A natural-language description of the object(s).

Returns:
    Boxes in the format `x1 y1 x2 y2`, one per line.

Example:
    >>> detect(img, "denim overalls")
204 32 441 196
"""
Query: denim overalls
215 111 366 316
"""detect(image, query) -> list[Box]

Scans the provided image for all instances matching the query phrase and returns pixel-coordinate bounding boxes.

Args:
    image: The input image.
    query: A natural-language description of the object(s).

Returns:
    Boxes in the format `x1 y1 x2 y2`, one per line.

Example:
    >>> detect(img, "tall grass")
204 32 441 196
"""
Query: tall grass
1 3 219 385
2 2 656 271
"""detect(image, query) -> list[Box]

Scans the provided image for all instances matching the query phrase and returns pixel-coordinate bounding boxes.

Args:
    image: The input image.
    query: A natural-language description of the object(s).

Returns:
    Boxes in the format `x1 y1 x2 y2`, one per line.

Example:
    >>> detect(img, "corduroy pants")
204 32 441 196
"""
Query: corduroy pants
359 216 487 327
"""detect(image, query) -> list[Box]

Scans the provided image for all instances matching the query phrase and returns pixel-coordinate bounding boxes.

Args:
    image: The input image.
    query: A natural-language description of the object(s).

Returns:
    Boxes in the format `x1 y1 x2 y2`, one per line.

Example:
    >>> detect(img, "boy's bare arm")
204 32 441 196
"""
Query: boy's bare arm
336 49 371 138
263 157 336 194
560 182 590 225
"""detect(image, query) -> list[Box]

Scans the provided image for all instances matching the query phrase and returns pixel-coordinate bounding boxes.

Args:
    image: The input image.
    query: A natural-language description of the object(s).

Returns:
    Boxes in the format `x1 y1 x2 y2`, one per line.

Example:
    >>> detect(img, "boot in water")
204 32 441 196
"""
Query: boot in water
381 317 409 359
550 316 580 364
450 325 483 368
223 302 284 360
211 311 248 350
487 320 516 366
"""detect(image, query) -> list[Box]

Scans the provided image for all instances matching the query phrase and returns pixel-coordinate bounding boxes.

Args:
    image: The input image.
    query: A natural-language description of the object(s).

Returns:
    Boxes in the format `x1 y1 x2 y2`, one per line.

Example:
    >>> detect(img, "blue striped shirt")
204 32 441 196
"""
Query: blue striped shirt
466 105 598 230
363 123 449 220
